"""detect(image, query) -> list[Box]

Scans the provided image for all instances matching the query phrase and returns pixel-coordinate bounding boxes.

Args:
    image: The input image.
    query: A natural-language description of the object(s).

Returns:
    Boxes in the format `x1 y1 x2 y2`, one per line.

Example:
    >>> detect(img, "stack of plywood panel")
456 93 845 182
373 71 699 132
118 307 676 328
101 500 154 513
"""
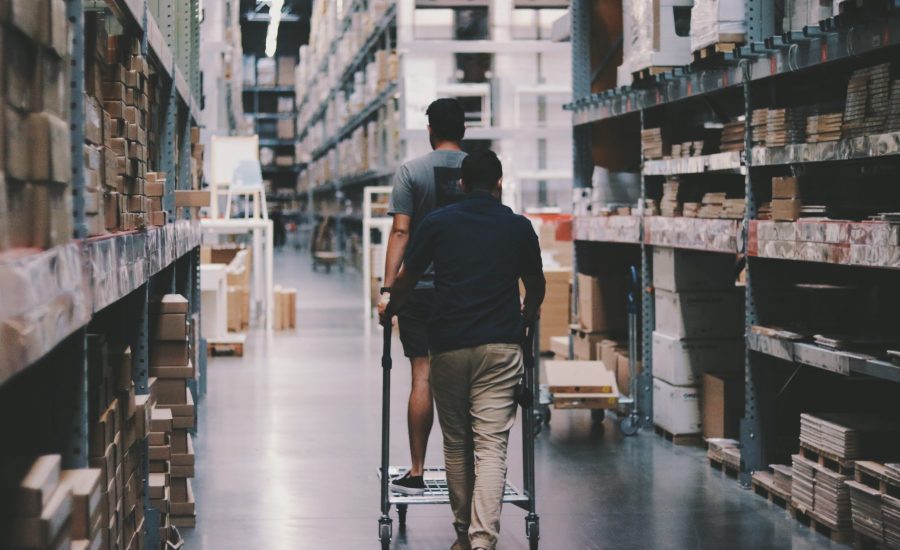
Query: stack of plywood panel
544 360 619 410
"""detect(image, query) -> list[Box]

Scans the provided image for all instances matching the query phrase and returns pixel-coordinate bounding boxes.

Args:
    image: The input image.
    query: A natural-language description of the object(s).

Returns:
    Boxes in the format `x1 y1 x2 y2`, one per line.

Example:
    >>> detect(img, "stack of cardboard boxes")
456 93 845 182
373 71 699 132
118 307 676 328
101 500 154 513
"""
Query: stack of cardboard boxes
1 0 73 250
149 294 197 533
651 247 743 438
537 267 571 353
0 455 107 549
85 335 151 549
274 286 298 331
84 15 158 234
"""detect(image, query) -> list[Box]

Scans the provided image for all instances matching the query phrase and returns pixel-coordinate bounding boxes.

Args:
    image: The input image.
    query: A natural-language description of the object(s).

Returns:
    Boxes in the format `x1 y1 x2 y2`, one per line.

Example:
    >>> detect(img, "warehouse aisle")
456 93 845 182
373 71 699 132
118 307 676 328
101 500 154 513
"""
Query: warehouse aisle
183 252 839 550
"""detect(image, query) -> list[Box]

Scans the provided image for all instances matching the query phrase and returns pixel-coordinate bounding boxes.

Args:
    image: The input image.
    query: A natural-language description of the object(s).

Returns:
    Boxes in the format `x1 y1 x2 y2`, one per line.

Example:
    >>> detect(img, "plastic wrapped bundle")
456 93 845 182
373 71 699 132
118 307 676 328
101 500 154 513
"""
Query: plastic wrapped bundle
689 0 745 52
622 0 694 76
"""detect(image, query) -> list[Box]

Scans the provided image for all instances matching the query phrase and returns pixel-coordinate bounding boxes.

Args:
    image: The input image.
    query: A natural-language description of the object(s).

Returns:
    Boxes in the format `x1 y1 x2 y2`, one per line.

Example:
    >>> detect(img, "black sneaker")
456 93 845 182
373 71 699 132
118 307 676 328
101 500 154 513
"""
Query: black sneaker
390 472 425 495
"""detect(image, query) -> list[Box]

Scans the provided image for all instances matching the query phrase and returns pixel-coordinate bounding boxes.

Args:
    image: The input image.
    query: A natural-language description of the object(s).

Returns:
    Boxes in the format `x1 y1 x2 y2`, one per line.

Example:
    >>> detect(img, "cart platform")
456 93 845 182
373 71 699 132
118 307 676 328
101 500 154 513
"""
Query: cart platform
381 467 530 508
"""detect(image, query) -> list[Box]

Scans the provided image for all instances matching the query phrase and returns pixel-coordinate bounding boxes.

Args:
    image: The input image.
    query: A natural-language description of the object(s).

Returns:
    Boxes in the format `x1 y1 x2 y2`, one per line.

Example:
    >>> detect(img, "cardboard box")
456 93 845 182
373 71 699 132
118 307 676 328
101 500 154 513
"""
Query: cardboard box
652 247 735 292
277 56 295 86
652 331 743 386
5 30 38 111
151 313 187 341
171 431 190 456
576 273 626 334
32 182 72 249
615 352 642 397
277 119 295 139
537 267 571 351
10 483 72 549
772 199 801 221
149 361 194 380
149 407 173 433
549 335 569 358
153 379 187 405
702 373 744 439
60 469 102 540
772 176 799 199
149 340 189 367
599 339 624 373
652 377 701 435
174 190 210 207
7 455 62 517
571 329 605 361
5 106 30 181
654 289 742 339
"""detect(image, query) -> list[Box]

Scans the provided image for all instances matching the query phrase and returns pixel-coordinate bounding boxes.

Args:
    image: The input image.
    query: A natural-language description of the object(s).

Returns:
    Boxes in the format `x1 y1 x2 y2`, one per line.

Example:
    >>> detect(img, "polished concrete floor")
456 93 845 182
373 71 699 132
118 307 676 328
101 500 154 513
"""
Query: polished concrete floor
182 251 841 549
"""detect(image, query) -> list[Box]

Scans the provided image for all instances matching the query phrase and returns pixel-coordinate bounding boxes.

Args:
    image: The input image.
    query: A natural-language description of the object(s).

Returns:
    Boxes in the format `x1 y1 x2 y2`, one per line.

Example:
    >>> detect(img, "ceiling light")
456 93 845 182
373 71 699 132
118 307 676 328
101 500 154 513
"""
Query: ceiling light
265 0 284 57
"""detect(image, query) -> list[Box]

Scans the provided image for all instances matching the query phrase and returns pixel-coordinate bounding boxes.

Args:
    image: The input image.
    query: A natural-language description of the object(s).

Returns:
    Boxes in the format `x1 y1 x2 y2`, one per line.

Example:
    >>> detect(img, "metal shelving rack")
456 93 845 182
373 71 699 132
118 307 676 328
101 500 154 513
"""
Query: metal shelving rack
241 60 301 196
566 0 900 490
1 2 204 548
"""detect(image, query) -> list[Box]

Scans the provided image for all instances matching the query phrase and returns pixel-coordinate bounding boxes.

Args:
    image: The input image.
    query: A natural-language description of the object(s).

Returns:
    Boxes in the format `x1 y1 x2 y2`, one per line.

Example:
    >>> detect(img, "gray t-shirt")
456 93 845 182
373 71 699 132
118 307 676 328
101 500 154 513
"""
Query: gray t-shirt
388 150 467 289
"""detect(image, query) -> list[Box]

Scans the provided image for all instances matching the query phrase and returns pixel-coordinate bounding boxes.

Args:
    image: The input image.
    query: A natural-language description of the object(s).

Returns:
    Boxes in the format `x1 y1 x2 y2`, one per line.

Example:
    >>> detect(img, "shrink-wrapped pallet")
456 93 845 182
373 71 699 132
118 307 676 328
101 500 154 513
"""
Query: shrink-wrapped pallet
689 0 746 52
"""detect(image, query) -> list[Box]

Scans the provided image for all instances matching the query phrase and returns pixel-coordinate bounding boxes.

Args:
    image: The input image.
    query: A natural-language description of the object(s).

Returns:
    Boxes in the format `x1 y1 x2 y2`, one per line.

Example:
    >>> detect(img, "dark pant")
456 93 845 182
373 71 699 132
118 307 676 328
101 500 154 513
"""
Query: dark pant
397 289 434 358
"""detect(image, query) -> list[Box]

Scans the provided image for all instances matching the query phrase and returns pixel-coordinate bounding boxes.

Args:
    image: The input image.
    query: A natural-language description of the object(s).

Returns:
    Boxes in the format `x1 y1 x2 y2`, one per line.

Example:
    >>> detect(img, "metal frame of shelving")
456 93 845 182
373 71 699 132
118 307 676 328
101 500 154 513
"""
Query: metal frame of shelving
0 2 205 547
568 0 900 489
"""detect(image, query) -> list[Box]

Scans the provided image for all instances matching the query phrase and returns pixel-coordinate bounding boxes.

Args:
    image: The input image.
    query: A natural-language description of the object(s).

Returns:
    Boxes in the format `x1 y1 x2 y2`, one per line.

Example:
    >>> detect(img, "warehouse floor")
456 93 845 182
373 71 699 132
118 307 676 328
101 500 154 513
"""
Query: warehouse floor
182 252 840 549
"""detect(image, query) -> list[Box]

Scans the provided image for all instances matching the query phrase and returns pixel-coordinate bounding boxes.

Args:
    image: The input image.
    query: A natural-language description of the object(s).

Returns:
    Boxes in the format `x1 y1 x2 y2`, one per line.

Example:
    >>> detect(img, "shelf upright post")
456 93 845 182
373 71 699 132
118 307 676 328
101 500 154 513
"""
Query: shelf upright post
570 0 592 359
131 283 160 549
747 0 776 42
59 329 89 469
739 60 764 488
68 0 87 239
638 109 653 428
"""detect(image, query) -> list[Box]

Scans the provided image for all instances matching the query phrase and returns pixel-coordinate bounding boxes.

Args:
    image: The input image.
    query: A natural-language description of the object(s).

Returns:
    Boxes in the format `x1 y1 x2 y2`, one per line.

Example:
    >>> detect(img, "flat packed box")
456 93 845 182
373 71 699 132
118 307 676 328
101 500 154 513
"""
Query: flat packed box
576 273 626 334
150 340 189 367
151 313 187 341
654 289 742 339
653 377 701 435
571 329 605 361
652 247 735 292
652 331 742 386
702 373 744 439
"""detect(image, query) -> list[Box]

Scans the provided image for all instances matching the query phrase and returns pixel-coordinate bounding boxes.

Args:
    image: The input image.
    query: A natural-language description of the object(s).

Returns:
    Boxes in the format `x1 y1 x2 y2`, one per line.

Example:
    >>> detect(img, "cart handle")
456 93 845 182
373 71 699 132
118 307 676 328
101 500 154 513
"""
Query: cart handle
382 323 392 371
627 265 639 314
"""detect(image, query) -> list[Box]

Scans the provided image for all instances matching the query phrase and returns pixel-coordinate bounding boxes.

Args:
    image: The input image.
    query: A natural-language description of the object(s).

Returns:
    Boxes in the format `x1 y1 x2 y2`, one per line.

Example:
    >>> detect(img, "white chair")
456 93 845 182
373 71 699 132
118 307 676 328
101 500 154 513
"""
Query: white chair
225 160 268 220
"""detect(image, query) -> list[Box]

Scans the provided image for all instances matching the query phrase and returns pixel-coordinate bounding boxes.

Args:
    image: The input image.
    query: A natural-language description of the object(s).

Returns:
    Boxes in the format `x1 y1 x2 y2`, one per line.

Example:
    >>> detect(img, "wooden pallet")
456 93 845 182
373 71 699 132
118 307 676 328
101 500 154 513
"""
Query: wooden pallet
751 471 791 510
791 505 854 544
631 66 675 84
799 442 856 475
208 335 246 357
691 42 740 64
708 457 740 479
855 461 900 498
654 425 703 446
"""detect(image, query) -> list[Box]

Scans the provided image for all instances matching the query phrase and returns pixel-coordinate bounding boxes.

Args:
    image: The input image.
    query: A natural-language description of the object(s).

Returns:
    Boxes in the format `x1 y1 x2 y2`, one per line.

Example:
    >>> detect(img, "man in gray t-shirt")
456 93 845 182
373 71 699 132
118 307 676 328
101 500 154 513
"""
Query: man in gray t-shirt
378 98 467 495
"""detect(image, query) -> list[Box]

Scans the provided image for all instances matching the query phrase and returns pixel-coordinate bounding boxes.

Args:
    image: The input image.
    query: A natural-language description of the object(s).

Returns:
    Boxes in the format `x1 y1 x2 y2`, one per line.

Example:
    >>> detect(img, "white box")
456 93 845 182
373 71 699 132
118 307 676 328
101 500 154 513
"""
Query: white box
654 289 742 339
653 247 736 292
653 377 702 435
652 331 743 386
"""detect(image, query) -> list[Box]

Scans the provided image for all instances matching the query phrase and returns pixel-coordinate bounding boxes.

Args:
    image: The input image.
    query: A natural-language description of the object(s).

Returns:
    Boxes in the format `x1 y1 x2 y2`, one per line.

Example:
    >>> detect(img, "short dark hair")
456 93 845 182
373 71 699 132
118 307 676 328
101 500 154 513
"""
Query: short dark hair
461 149 502 192
426 98 466 142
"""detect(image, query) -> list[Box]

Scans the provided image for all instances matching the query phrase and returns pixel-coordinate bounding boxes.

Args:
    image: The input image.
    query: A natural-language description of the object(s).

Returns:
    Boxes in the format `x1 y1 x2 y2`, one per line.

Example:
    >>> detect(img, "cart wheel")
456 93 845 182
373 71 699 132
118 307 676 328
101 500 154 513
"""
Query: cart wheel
540 407 551 425
526 515 540 550
379 518 393 548
397 505 407 528
620 414 640 436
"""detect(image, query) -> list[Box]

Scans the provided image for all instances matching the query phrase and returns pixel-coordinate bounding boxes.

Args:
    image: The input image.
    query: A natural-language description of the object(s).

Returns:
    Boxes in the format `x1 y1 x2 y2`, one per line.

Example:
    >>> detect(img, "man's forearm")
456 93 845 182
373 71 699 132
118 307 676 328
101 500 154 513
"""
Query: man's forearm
383 229 409 288
521 274 546 322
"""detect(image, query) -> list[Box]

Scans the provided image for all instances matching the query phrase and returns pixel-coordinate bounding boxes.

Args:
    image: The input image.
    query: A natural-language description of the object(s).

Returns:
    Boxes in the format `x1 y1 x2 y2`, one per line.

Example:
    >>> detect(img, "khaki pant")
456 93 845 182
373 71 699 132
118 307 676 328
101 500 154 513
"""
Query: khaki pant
430 343 523 550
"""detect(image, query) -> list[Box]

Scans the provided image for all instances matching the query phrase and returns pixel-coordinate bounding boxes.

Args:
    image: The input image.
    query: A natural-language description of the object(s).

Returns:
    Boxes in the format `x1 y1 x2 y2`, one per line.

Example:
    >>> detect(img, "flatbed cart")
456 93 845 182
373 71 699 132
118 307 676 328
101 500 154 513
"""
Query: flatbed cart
378 323 541 549
536 266 642 436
